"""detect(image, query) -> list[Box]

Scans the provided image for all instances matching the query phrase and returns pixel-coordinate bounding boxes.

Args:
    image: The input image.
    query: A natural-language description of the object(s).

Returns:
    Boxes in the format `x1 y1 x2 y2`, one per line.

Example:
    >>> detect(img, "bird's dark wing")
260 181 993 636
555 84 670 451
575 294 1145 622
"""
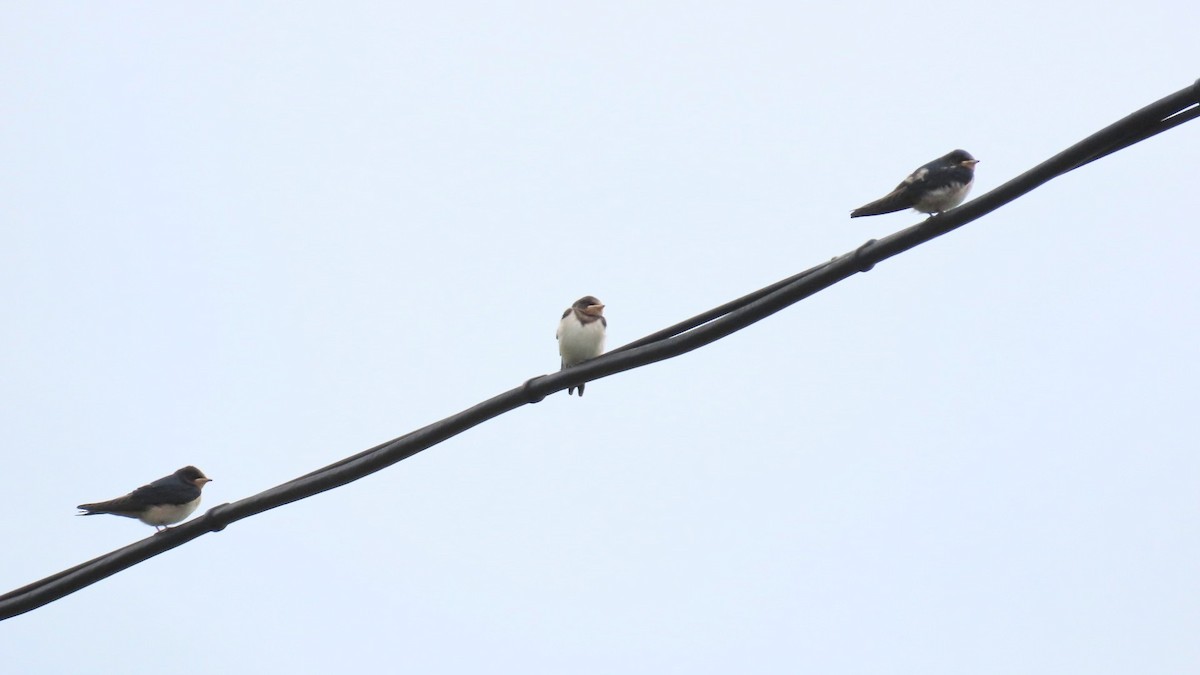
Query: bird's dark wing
128 477 200 507
917 163 973 193
850 185 918 217
76 495 146 517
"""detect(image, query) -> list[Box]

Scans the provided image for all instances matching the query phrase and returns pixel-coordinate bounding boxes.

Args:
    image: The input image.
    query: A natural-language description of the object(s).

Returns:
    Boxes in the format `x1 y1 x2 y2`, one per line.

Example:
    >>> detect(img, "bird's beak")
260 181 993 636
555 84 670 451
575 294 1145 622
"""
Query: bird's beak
964 159 979 168
587 304 605 315
197 478 213 486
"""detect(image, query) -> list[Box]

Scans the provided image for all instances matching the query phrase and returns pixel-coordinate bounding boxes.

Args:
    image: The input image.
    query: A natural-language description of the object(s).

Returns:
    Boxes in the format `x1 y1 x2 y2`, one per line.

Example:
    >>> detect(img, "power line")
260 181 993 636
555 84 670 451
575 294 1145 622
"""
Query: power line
2 78 1196 622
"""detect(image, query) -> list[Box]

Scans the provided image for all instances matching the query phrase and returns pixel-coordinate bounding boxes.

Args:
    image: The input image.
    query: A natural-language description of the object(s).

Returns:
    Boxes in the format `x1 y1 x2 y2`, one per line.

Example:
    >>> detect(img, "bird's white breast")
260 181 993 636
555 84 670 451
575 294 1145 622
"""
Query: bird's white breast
137 496 203 526
558 314 605 366
914 179 973 214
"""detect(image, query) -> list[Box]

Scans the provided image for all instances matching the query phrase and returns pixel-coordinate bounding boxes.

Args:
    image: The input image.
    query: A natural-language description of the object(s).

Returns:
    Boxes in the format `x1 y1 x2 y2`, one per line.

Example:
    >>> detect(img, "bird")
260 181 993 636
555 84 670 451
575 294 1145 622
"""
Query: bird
850 149 979 218
556 295 607 396
77 466 212 532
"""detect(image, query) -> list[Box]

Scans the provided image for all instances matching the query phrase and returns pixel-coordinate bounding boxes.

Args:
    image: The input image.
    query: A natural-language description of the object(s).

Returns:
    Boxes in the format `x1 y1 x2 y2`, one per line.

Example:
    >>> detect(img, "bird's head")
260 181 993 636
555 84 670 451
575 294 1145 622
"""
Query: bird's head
177 466 212 489
573 296 605 317
947 149 979 169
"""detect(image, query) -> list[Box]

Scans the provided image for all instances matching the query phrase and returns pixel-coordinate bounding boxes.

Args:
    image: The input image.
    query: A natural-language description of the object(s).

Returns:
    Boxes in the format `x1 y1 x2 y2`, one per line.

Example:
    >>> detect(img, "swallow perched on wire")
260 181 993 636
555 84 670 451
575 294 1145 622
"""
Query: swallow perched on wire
850 149 979 218
77 466 212 532
556 295 606 396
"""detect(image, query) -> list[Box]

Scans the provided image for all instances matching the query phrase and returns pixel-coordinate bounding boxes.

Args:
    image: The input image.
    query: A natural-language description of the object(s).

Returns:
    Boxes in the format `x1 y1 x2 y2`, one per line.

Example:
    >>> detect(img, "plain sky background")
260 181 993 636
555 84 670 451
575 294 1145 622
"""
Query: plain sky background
2 2 1199 673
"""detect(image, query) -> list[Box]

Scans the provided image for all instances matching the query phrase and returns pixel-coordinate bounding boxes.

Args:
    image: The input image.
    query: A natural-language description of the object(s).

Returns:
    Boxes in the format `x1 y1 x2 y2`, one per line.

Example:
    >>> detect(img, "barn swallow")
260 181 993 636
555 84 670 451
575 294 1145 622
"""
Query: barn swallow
77 466 212 532
556 295 606 396
851 149 979 218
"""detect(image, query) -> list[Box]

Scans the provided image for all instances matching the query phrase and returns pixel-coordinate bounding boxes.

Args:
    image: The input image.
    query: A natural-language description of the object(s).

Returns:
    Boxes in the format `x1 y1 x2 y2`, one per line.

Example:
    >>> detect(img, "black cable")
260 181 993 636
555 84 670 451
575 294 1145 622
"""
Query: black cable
2 78 1196 622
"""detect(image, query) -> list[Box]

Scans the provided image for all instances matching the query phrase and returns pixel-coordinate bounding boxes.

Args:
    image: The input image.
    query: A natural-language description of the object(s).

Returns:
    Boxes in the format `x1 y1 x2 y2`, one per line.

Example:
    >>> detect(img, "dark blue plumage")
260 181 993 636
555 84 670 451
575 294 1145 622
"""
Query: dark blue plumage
77 466 212 531
851 149 979 218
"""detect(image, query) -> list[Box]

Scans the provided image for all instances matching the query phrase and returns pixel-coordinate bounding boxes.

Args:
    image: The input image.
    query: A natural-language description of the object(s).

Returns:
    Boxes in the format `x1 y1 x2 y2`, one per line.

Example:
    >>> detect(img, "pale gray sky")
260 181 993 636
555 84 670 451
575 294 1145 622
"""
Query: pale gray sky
2 3 1199 673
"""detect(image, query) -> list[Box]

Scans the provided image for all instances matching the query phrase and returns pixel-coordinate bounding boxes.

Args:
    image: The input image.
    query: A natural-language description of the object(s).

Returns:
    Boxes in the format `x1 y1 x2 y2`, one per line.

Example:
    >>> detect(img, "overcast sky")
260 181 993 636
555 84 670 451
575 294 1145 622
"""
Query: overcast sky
2 3 1199 673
